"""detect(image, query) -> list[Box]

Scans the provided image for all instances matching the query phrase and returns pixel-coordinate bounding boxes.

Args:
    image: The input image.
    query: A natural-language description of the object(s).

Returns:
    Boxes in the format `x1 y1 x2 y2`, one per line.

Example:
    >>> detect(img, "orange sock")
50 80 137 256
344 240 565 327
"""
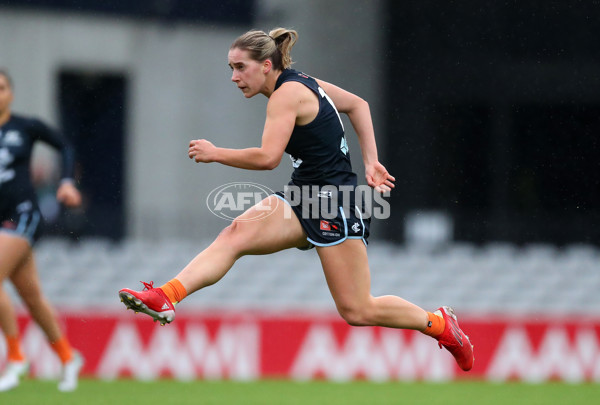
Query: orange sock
160 279 187 305
6 335 26 362
50 336 73 364
422 311 445 338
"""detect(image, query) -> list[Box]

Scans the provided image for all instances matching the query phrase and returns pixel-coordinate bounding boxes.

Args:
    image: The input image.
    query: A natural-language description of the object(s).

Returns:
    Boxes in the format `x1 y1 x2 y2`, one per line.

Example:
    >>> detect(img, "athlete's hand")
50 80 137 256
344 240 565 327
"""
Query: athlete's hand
56 181 82 207
188 139 217 163
365 161 395 193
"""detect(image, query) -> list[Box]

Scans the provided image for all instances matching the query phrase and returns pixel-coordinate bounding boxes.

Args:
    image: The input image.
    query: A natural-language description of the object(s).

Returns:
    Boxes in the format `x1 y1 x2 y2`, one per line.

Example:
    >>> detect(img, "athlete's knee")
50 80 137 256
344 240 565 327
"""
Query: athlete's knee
336 302 373 327
216 219 256 254
216 221 241 248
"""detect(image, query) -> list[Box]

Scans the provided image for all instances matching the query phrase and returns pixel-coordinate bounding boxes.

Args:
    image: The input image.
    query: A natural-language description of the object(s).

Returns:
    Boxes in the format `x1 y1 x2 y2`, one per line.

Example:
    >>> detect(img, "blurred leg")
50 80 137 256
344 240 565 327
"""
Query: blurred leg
0 234 31 341
9 251 63 343
0 234 31 391
10 250 84 390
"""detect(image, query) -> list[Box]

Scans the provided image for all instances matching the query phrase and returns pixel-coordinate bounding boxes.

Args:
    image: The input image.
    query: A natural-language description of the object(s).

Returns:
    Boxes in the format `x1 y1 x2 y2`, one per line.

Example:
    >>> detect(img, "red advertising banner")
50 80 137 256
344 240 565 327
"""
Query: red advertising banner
3 312 600 382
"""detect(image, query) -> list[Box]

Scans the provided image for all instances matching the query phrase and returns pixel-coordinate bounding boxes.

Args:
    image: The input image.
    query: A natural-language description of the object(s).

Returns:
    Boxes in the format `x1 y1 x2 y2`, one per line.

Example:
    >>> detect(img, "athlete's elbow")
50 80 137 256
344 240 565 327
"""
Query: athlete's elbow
356 97 370 112
345 96 370 116
258 156 281 170
263 158 281 170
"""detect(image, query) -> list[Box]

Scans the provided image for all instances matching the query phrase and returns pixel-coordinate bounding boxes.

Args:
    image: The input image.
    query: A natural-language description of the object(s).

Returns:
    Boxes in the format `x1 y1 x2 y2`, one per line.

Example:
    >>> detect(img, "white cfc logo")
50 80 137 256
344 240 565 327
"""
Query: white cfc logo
290 155 303 168
0 147 15 184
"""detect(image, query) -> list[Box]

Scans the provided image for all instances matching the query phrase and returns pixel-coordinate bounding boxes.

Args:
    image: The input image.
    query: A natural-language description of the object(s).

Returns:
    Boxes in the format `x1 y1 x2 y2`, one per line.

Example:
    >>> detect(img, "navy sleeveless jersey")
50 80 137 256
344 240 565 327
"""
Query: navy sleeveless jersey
0 114 75 206
274 69 357 187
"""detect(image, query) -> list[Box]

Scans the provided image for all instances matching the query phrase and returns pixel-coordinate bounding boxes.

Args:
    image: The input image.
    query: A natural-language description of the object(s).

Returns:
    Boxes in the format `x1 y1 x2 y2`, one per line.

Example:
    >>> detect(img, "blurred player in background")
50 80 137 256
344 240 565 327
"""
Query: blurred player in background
119 28 474 372
0 68 84 391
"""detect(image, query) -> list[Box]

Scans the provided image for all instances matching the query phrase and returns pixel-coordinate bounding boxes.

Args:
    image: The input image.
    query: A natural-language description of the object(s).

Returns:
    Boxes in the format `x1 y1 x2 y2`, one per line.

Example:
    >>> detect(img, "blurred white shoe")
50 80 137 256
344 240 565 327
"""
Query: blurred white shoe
58 351 84 392
0 360 29 392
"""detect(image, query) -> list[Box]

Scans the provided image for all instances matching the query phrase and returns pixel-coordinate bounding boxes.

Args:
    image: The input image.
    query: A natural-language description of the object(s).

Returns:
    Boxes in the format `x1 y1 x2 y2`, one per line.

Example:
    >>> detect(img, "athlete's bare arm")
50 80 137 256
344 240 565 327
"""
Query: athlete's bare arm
316 79 395 192
188 82 310 170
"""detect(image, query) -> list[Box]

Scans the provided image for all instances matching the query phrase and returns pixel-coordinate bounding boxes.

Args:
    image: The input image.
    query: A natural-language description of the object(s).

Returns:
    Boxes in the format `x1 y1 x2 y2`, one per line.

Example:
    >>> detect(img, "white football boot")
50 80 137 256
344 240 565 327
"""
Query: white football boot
58 351 84 392
0 360 29 391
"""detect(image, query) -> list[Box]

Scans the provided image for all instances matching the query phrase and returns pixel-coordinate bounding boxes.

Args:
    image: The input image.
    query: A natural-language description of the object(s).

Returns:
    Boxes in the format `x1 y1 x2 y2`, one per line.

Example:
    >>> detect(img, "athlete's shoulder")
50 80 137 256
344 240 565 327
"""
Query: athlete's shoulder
6 114 55 141
276 69 317 89
8 113 44 128
286 68 314 80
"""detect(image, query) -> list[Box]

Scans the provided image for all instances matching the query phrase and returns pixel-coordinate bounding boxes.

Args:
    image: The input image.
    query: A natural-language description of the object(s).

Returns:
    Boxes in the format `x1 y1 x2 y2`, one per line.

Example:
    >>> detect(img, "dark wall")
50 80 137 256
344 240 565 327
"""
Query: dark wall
58 71 127 241
384 1 600 245
0 0 255 25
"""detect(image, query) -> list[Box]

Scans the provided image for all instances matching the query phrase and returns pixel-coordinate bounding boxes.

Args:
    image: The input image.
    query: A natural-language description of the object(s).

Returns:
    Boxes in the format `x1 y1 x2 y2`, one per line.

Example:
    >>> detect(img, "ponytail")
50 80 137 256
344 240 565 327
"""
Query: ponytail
230 28 298 70
268 28 298 69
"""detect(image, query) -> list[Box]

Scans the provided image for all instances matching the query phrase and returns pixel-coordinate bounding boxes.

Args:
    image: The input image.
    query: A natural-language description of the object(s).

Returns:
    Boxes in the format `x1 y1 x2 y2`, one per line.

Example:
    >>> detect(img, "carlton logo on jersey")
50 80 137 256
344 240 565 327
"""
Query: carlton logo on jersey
1 131 23 147
290 155 303 168
0 147 15 184
0 147 13 166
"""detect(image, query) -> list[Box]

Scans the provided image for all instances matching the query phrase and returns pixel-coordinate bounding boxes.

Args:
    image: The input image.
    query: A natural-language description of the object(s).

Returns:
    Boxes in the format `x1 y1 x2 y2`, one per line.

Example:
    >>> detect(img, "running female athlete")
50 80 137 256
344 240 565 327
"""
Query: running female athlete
119 28 474 372
0 68 84 391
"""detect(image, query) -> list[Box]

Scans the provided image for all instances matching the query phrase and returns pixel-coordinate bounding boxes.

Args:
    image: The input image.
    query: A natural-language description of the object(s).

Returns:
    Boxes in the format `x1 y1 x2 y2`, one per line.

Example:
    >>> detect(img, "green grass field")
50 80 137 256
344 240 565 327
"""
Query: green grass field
2 379 599 405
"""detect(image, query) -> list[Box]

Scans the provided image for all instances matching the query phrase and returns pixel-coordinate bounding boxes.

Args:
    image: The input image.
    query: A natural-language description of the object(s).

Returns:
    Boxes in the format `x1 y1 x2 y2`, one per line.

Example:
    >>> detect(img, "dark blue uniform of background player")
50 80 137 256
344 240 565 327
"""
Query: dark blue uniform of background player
0 114 75 242
0 69 84 392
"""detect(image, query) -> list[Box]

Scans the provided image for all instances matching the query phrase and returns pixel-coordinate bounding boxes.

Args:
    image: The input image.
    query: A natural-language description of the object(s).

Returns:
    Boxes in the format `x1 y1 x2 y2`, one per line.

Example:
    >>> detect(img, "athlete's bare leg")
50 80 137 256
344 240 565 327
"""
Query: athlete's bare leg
0 233 65 343
0 234 30 338
317 239 429 330
176 195 308 294
10 251 63 342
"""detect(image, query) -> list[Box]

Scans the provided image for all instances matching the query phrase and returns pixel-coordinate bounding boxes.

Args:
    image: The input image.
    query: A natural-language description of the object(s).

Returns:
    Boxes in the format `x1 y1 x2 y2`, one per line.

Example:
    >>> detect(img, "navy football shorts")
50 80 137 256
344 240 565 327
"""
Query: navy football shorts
274 185 370 249
0 198 43 245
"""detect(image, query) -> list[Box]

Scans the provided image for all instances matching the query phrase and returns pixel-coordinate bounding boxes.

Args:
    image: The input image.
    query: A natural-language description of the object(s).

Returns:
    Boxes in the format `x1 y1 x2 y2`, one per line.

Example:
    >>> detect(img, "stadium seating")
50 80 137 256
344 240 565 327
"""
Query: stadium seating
8 237 600 315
